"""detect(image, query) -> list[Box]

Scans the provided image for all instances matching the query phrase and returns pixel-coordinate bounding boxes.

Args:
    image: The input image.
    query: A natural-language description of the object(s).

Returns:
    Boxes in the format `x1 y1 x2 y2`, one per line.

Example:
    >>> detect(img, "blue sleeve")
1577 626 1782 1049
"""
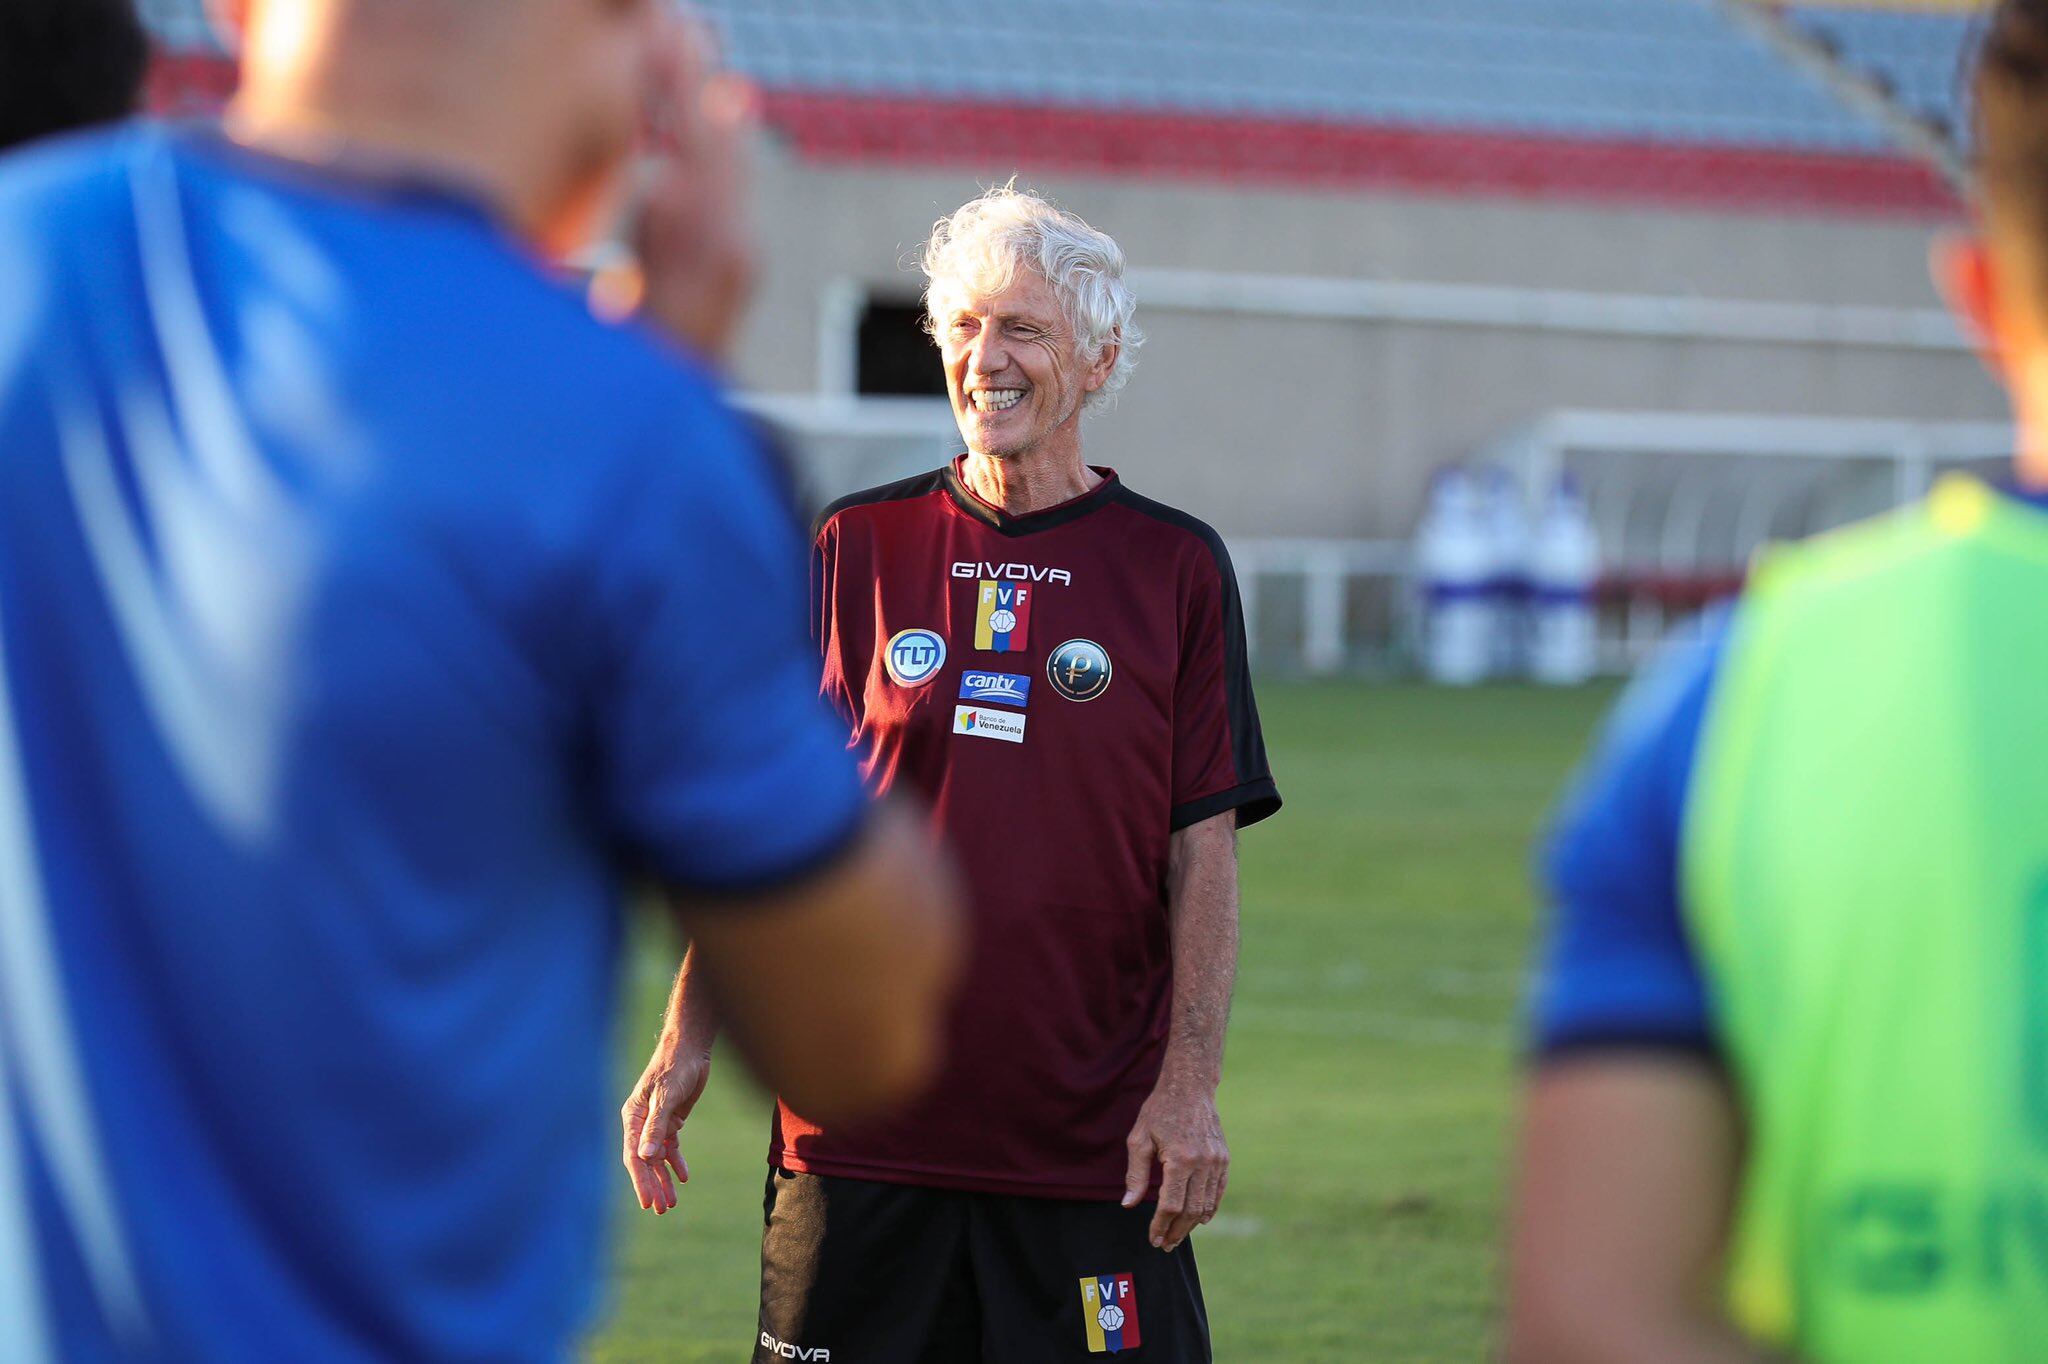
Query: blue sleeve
1528 608 1734 1061
593 385 868 893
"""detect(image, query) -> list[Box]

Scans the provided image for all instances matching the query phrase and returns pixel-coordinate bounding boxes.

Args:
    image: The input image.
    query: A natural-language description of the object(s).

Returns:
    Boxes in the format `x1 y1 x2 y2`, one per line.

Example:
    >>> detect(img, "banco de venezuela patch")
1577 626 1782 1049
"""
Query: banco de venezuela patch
953 706 1026 744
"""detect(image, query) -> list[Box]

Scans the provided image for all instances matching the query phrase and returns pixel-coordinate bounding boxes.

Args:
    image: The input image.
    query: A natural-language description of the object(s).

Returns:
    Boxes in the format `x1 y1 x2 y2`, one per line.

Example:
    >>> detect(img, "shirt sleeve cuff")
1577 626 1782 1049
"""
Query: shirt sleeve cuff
1170 777 1281 832
654 796 873 901
1528 1027 1724 1070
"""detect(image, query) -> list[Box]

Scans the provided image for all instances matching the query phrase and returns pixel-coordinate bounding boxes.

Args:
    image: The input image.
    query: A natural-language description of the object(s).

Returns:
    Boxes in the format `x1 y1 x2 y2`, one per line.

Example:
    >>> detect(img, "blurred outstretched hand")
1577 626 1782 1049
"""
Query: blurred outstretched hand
593 5 759 364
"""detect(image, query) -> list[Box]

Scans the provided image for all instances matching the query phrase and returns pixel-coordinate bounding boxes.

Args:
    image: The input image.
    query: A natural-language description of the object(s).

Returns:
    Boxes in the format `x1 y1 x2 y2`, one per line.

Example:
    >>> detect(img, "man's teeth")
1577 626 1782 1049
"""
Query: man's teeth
972 389 1025 413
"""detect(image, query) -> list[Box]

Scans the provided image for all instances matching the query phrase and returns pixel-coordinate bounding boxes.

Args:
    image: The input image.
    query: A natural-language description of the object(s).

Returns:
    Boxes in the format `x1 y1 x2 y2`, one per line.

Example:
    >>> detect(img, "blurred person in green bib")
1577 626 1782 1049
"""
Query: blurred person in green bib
1509 4 2048 1360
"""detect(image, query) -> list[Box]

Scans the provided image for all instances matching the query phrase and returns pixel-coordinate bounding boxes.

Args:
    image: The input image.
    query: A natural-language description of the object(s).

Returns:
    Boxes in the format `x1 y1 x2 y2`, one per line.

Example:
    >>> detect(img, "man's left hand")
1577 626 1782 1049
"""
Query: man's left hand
1122 1077 1229 1252
591 6 759 364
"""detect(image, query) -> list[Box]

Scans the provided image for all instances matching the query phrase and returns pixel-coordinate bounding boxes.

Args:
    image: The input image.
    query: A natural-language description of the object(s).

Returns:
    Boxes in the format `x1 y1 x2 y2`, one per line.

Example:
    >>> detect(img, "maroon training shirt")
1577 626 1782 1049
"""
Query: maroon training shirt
774 457 1280 1199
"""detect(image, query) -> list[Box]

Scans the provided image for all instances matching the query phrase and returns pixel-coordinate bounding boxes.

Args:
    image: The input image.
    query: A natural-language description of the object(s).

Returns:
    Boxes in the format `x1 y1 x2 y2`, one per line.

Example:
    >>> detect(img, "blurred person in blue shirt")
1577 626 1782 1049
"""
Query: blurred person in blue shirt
0 1 960 1360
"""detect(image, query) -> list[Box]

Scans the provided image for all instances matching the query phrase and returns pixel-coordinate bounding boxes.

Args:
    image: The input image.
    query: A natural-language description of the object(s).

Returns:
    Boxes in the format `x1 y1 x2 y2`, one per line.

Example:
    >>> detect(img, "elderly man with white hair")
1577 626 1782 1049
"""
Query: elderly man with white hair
626 185 1281 1362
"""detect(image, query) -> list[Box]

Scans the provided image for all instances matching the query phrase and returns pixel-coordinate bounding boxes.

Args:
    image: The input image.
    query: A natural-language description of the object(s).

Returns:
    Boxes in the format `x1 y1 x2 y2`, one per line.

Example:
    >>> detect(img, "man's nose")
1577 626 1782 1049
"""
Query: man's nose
965 329 1008 376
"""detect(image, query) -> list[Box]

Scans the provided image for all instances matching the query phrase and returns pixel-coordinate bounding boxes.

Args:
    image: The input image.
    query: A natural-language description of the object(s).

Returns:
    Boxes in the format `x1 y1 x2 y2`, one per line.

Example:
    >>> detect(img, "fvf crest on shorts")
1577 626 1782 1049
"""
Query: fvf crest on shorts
1081 1272 1142 1353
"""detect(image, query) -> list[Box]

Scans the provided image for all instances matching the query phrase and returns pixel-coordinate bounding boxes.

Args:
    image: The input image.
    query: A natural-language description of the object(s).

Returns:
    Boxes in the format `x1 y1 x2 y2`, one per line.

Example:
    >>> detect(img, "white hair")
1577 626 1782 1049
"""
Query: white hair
921 185 1144 408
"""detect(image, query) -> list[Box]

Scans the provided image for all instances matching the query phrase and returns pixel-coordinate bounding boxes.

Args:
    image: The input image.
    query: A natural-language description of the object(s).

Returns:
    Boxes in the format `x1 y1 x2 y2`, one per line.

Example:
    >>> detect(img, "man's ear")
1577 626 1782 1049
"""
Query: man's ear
1932 232 2007 380
1084 337 1119 393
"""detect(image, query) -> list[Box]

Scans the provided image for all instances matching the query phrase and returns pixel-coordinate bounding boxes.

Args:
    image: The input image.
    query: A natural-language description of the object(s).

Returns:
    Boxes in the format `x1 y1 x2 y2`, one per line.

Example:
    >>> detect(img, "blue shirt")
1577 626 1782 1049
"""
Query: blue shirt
1530 484 2048 1061
0 125 867 1362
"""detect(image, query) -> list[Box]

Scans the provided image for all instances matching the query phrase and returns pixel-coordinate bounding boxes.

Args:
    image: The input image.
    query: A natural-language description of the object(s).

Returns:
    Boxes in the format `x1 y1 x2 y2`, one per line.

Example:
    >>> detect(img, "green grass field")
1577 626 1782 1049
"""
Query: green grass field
589 681 1617 1363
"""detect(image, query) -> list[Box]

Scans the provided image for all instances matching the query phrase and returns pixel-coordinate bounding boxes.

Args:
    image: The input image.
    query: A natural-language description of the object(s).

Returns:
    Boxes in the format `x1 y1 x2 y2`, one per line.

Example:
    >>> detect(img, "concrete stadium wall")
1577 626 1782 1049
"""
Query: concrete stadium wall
733 145 2005 540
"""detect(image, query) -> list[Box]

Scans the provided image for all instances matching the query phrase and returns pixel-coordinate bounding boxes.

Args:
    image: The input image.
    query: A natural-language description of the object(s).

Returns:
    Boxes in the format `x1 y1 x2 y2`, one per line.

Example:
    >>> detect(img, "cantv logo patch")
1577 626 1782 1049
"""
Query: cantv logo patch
960 671 1031 706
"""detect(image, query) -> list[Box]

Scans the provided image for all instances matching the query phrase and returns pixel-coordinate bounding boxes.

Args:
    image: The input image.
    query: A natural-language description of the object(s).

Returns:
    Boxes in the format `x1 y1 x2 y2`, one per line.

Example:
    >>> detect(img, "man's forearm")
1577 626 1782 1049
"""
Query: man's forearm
1509 1062 1771 1364
656 943 719 1059
1160 816 1240 1090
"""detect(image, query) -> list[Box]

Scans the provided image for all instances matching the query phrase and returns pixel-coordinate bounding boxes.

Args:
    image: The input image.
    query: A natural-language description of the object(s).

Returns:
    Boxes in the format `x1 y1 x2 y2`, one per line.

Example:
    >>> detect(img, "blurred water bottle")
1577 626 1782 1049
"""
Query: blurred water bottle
1415 466 1493 685
1528 473 1601 686
1481 466 1531 679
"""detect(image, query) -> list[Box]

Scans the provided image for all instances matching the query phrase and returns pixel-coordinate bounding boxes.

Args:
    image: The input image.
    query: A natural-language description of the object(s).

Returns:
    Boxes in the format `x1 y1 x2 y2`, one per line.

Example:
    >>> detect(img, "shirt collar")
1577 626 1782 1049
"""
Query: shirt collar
942 456 1121 537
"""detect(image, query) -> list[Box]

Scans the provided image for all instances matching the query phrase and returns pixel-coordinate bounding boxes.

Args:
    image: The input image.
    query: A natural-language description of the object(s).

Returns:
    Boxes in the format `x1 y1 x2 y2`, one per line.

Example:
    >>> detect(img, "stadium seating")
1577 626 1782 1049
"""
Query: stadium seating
690 0 1960 152
135 0 1976 210
135 0 1974 151
1786 4 1977 138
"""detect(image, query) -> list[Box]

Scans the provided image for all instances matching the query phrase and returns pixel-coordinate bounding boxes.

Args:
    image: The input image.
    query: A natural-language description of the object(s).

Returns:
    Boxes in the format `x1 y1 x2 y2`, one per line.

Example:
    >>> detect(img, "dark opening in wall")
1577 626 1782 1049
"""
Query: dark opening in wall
857 298 948 399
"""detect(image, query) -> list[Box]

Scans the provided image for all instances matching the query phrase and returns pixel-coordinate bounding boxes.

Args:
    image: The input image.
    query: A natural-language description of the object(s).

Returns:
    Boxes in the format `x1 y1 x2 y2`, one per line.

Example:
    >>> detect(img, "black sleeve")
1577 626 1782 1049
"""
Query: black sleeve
1170 531 1280 831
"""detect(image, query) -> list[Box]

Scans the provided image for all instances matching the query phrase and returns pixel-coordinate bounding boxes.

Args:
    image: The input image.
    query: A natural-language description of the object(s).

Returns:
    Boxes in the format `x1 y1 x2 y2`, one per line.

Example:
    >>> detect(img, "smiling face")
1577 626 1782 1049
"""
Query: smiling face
932 269 1116 461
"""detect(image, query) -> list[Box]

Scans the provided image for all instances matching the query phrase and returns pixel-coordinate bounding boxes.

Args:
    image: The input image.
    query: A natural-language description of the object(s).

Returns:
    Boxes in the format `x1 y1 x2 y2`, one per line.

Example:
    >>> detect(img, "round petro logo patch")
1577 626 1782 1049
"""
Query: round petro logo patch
1047 638 1112 702
885 628 947 688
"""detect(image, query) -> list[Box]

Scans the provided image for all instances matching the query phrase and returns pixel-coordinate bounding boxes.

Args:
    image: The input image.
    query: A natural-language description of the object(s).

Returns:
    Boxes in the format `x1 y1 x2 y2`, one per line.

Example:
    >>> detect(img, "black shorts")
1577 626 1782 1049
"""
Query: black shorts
753 1168 1212 1363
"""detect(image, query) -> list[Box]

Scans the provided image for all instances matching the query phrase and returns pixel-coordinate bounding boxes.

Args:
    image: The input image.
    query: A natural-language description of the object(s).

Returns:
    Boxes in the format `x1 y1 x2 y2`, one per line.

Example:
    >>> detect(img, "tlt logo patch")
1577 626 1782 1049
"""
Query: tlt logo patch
959 670 1031 706
974 580 1033 653
1080 1273 1141 1354
884 628 946 688
954 706 1026 744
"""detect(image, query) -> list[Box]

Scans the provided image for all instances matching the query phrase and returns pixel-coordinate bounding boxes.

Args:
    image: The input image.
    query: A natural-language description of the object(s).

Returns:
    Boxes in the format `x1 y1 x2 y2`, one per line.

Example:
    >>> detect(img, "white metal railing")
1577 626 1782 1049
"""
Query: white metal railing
742 395 2018 679
737 393 1418 676
1489 410 2012 512
1485 410 2014 667
1230 539 1412 676
738 393 960 505
1125 270 1970 354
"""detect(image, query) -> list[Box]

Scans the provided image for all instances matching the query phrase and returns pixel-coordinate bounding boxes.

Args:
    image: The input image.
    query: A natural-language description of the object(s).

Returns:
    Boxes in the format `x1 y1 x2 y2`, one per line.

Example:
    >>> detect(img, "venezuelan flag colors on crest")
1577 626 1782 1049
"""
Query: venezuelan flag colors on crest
974 580 1033 652
1079 1272 1141 1354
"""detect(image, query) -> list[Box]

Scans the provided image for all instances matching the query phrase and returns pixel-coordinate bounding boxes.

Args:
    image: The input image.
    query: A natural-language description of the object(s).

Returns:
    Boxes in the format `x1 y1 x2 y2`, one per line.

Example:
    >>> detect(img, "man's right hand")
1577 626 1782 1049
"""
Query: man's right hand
621 1045 710 1215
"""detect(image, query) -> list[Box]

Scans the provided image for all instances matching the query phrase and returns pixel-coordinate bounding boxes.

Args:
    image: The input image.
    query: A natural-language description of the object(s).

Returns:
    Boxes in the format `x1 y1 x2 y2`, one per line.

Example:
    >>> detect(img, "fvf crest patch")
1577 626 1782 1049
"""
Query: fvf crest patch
974 580 1033 652
1079 1273 1141 1354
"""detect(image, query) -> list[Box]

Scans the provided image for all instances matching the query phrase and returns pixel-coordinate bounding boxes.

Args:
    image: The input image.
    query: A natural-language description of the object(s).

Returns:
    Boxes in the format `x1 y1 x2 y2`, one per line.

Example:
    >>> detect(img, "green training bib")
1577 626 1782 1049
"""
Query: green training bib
1684 477 2048 1362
